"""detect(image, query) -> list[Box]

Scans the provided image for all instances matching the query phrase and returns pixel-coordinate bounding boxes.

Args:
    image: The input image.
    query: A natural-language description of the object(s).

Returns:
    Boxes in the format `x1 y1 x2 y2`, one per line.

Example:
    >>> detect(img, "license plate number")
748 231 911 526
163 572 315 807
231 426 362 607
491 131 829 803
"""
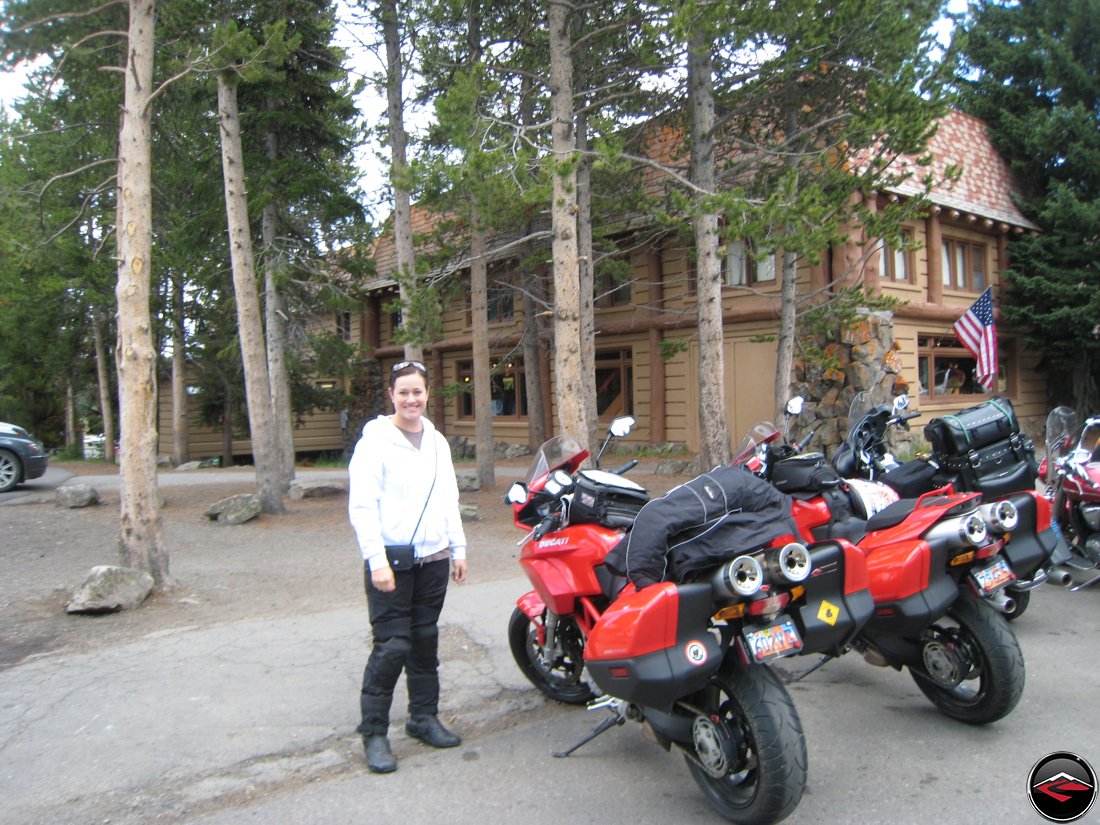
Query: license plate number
743 619 803 662
971 557 1014 595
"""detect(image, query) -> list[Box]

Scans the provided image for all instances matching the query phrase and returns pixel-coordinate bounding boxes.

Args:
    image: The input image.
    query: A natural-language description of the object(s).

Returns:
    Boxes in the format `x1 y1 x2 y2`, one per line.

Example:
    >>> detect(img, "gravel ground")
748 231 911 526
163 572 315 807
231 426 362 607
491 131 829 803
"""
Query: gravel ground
0 461 680 671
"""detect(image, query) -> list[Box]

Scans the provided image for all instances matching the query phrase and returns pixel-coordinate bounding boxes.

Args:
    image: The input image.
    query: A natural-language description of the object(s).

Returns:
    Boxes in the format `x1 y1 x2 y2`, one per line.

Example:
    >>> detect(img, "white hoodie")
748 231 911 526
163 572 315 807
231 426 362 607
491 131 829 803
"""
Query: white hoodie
347 414 467 571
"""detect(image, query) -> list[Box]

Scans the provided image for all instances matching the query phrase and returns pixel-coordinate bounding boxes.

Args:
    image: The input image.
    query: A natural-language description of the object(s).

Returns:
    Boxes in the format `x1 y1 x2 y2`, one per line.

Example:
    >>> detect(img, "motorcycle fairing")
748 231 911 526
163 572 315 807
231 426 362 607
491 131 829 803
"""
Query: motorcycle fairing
863 542 958 638
519 523 624 614
585 582 723 712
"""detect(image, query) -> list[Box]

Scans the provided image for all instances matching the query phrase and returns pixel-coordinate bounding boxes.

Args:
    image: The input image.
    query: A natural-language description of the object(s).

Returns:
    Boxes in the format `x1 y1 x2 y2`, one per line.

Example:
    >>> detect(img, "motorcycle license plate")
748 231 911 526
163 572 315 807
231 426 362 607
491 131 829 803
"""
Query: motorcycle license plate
743 619 803 662
971 558 1014 595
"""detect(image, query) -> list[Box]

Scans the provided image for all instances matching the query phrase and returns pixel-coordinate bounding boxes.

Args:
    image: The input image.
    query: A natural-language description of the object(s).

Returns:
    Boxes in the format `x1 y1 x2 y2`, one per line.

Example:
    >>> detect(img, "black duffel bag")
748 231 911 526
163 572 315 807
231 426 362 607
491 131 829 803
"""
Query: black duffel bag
925 397 1020 456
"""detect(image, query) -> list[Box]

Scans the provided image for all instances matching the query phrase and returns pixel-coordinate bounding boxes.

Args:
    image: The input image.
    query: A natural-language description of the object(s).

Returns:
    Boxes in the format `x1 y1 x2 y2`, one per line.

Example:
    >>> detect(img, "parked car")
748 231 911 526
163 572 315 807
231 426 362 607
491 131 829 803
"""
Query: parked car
0 421 49 493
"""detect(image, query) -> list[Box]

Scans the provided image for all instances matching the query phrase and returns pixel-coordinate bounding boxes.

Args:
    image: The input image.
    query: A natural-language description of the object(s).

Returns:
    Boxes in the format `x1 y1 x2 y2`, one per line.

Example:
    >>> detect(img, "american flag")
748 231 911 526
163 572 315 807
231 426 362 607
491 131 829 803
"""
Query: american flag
953 287 998 392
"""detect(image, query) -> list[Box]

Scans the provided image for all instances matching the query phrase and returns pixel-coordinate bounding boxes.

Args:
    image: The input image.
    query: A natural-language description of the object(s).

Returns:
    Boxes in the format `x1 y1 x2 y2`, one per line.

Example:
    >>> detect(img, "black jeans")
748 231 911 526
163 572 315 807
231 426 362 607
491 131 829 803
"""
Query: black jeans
357 558 450 736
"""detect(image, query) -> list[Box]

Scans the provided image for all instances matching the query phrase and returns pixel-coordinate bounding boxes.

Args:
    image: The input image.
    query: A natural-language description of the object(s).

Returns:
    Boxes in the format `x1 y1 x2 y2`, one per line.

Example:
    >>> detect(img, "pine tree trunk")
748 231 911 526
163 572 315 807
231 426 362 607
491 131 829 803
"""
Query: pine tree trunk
688 29 731 468
115 0 168 584
380 0 421 362
92 308 116 464
262 120 295 487
548 0 587 448
774 249 798 421
576 110 598 448
470 218 494 486
217 71 285 514
170 274 189 465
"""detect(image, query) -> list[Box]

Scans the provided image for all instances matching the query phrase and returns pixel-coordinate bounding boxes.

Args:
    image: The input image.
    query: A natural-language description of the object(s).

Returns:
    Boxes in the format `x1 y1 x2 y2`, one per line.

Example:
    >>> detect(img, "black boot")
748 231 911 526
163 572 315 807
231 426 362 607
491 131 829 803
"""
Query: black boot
405 715 461 748
364 734 397 773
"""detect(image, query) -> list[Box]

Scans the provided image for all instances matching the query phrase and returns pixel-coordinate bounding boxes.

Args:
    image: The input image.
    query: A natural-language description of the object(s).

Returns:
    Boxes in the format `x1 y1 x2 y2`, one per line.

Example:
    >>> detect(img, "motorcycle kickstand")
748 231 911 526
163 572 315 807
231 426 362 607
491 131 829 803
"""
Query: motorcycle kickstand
552 697 627 758
784 653 834 684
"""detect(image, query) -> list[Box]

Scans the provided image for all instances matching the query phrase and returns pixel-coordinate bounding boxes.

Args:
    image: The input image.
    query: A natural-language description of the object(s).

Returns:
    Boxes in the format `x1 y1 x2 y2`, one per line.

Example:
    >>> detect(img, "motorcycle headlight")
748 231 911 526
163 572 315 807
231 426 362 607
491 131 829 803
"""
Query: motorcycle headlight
711 555 765 599
980 500 1019 532
766 542 812 584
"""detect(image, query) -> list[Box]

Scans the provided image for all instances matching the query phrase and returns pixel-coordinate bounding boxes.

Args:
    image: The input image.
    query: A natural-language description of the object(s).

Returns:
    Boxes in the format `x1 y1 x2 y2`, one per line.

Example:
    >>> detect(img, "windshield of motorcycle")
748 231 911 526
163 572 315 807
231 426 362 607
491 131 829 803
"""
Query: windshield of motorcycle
732 421 779 466
1074 420 1100 465
1046 406 1080 460
846 390 874 441
523 435 587 487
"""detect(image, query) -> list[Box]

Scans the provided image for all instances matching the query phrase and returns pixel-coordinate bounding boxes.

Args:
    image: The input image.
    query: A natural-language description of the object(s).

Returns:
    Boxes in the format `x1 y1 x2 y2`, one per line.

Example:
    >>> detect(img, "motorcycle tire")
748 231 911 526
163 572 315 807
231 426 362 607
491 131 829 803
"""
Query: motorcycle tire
910 593 1025 725
684 661 807 825
507 606 594 705
1003 589 1029 621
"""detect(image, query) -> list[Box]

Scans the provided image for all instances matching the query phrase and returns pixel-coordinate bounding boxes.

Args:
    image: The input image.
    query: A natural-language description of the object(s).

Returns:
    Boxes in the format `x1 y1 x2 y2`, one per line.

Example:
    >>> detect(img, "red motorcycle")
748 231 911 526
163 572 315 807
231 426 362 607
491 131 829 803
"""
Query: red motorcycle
1039 406 1100 590
739 419 1026 725
505 417 874 825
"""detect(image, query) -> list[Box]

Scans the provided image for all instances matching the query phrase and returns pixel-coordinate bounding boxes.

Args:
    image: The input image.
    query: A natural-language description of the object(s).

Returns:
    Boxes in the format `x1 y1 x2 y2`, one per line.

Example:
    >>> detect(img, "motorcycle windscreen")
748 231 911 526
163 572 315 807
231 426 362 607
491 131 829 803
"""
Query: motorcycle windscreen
585 582 721 712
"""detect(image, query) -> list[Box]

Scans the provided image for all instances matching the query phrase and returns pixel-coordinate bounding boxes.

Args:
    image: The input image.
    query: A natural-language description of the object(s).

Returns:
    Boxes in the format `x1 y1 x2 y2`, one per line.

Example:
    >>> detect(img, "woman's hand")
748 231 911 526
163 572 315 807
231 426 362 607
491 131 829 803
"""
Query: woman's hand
371 565 396 592
452 559 468 583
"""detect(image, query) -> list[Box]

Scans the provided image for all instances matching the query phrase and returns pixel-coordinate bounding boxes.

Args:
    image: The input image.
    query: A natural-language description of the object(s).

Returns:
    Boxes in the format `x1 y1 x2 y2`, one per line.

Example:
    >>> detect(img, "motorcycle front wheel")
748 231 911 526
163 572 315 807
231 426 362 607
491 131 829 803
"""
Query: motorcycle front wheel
684 661 807 825
507 606 594 705
910 593 1025 724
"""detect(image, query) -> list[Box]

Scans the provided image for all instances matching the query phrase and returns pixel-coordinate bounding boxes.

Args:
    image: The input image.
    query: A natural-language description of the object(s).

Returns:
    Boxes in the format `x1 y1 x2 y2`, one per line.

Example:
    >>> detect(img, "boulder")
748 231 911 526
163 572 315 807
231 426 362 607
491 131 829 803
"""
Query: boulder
204 494 261 525
55 483 99 509
459 503 481 522
66 565 154 614
175 460 202 472
289 480 347 500
455 470 480 492
655 458 696 476
504 443 531 460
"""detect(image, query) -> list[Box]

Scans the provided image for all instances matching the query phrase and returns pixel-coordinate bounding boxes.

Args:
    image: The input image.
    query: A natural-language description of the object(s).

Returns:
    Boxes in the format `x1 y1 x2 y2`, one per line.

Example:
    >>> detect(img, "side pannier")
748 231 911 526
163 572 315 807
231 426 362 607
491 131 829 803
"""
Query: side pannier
924 397 1038 496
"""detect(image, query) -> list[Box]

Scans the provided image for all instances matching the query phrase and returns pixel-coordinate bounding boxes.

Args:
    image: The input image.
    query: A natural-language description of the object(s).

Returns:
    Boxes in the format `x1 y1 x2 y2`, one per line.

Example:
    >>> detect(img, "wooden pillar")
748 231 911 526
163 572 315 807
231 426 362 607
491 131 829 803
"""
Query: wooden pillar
926 207 943 305
647 244 667 444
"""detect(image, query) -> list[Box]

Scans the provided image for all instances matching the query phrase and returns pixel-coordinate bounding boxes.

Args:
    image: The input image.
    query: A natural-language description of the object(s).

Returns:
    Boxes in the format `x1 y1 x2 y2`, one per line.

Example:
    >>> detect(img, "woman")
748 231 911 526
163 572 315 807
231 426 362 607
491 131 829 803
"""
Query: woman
347 360 468 773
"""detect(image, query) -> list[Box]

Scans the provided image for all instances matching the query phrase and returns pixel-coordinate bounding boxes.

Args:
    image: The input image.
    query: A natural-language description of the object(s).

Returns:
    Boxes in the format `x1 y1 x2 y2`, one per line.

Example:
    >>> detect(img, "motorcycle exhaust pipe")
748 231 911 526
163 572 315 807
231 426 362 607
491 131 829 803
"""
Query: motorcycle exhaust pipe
711 554 765 599
980 500 1019 532
765 542 812 584
924 512 988 549
985 589 1017 615
1050 566 1076 588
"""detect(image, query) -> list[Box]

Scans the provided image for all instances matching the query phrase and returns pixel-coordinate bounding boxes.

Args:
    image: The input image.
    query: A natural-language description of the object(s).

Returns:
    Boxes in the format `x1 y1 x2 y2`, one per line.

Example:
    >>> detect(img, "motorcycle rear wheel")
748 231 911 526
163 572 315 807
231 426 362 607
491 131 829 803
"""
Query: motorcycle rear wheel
684 661 807 825
508 606 594 705
910 593 1025 724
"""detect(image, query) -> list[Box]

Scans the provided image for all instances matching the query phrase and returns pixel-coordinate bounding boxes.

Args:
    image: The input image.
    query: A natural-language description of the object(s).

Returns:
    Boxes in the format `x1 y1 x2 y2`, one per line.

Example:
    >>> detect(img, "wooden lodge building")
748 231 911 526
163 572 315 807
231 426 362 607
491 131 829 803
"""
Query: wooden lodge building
160 111 1047 462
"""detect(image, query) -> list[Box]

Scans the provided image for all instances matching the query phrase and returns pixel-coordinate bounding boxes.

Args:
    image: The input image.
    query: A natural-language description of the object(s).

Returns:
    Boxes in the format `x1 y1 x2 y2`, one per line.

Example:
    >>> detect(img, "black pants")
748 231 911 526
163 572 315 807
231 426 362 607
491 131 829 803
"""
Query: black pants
357 558 450 736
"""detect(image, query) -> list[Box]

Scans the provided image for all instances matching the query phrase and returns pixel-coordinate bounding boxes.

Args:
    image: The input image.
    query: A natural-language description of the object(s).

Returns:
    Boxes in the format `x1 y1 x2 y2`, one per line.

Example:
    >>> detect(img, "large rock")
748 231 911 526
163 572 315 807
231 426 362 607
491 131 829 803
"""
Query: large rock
66 565 154 614
204 494 261 525
459 503 481 522
288 479 347 500
175 460 202 472
455 470 480 492
55 483 99 508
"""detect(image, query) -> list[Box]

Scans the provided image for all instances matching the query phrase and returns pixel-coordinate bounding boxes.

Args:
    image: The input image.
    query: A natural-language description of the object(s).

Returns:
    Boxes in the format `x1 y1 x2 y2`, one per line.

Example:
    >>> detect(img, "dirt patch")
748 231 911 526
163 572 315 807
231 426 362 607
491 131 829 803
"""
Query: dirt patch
0 465 681 669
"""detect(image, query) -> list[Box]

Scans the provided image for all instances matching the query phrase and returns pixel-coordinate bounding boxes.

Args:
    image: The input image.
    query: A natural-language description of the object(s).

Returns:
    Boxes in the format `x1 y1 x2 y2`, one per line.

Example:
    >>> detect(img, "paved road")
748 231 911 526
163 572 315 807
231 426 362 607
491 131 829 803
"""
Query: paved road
2 569 1097 825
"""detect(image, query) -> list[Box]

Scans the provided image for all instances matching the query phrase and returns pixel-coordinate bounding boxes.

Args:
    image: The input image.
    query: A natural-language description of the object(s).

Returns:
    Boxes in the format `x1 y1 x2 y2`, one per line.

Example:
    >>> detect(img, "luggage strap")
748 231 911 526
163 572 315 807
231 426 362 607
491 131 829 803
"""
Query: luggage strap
942 414 970 445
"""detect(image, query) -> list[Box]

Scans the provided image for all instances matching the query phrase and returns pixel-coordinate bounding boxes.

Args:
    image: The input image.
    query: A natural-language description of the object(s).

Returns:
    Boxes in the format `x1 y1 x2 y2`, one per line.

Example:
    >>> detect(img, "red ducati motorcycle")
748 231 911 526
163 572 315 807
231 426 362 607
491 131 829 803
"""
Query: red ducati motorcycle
828 389 1070 619
739 418 1026 725
505 417 874 825
1039 406 1100 590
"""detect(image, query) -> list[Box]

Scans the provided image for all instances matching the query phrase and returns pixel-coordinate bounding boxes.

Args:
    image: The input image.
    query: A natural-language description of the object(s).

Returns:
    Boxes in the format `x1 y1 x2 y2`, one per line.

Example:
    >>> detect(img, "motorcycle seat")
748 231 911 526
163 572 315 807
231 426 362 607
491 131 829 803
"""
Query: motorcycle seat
595 563 628 601
863 498 919 532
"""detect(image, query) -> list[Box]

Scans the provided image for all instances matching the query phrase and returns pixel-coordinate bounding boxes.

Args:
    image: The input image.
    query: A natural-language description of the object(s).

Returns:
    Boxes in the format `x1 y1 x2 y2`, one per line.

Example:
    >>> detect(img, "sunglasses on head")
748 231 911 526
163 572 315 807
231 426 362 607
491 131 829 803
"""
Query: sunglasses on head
392 360 427 374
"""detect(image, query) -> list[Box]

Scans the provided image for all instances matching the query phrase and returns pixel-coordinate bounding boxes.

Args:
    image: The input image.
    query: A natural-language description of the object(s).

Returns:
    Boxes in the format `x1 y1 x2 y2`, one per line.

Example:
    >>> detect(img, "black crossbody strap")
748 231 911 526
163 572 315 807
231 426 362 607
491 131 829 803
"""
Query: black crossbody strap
406 433 439 546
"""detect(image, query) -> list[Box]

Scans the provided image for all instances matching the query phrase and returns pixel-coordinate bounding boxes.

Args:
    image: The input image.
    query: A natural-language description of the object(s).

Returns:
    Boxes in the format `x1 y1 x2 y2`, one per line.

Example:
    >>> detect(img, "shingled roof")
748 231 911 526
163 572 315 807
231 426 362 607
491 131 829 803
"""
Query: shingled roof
884 109 1037 229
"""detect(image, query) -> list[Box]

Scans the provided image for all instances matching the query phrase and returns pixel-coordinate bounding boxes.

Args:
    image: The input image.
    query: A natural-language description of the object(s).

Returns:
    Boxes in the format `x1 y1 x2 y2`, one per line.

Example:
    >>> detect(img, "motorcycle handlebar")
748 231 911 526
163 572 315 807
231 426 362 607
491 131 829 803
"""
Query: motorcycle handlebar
610 458 638 475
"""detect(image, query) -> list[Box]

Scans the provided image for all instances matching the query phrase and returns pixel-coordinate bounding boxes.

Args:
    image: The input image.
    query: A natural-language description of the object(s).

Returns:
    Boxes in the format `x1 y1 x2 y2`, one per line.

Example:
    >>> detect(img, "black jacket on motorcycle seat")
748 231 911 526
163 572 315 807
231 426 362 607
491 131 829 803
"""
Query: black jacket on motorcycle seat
604 466 798 589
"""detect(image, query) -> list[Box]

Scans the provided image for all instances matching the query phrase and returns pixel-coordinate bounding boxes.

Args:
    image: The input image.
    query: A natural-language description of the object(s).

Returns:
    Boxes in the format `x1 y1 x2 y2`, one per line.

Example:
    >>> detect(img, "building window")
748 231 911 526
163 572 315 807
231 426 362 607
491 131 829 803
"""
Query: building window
487 270 516 323
878 230 913 282
941 238 988 292
456 358 527 419
594 257 632 308
725 240 776 287
596 349 633 418
336 310 352 341
917 334 1012 399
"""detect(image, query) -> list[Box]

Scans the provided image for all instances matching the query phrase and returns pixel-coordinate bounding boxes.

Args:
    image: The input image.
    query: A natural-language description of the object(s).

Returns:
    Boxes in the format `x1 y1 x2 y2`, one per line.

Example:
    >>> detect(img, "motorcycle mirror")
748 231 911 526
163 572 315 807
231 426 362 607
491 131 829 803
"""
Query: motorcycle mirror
504 482 528 505
892 394 910 413
785 396 805 416
609 415 636 438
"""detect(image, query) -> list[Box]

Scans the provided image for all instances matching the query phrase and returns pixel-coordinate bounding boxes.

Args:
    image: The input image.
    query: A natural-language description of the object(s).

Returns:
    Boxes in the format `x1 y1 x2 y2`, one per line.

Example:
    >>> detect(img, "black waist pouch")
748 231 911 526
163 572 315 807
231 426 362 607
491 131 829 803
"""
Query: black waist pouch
384 544 415 571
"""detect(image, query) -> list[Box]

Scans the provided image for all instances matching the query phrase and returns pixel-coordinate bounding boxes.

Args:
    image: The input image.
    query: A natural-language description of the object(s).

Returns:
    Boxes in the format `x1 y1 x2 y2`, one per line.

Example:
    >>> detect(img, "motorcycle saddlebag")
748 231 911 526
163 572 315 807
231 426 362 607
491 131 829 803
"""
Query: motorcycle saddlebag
786 540 874 659
569 469 650 529
770 452 843 494
924 397 1020 456
934 436 1038 497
